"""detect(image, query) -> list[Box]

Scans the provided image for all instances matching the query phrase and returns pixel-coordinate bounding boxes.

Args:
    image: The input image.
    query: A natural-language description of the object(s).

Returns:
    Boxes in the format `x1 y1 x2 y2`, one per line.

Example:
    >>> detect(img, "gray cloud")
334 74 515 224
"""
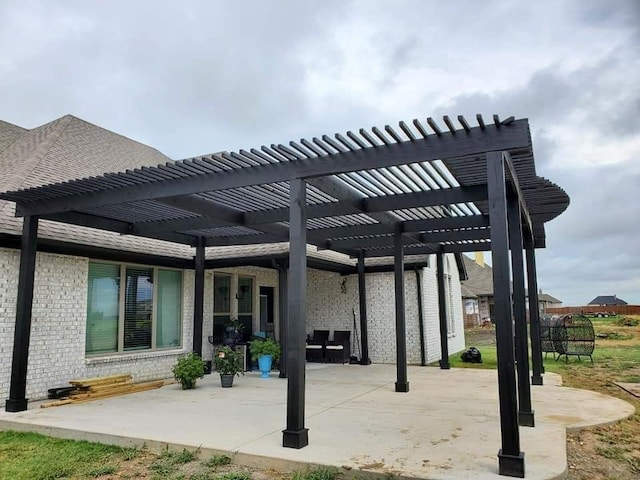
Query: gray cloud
1 0 638 304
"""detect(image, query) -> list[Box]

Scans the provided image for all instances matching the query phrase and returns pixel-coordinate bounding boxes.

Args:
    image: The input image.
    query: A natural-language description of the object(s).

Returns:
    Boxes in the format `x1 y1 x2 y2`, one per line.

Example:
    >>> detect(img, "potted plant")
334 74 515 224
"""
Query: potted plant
214 346 244 387
249 338 281 378
172 352 205 390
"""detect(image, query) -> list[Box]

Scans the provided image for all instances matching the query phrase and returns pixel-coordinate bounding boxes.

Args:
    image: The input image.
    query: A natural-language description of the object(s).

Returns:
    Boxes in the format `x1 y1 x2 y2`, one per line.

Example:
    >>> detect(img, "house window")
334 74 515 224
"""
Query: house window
213 274 231 344
237 276 254 341
86 262 182 356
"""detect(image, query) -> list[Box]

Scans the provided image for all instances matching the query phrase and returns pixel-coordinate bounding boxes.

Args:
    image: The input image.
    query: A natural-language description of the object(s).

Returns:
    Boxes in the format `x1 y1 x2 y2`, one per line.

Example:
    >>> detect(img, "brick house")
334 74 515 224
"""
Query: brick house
0 115 466 402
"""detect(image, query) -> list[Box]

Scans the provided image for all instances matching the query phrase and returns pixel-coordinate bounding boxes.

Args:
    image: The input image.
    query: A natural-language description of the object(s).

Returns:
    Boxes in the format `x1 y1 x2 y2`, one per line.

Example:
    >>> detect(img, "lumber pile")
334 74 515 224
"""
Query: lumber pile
41 373 164 408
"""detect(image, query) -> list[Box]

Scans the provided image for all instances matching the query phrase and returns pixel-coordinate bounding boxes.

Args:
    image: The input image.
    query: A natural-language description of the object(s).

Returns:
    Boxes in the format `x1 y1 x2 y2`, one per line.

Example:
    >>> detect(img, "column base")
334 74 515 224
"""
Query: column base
519 410 535 427
439 360 450 370
279 372 287 379
531 375 543 386
395 381 410 392
359 358 372 365
5 398 28 412
282 428 309 449
498 450 525 478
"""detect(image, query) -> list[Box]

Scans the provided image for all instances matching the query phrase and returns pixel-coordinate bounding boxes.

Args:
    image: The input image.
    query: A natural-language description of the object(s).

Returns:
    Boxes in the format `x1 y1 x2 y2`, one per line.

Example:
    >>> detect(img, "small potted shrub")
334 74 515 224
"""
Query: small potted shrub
172 352 205 390
249 338 281 378
214 346 244 388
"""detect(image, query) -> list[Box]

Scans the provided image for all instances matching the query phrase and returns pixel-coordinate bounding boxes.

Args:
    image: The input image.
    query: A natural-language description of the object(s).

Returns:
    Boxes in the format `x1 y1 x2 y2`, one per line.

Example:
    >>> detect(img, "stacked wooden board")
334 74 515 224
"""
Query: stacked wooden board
41 374 164 408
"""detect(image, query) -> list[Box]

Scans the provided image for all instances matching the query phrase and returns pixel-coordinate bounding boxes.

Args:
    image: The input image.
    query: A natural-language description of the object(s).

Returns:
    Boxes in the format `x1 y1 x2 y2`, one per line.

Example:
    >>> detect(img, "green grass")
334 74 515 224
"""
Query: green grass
292 466 341 480
0 430 136 480
202 454 232 468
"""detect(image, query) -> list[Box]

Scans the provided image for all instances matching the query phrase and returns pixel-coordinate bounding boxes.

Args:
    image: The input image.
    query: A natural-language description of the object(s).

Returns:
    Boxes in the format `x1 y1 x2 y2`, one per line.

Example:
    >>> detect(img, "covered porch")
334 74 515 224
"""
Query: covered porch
1 114 570 477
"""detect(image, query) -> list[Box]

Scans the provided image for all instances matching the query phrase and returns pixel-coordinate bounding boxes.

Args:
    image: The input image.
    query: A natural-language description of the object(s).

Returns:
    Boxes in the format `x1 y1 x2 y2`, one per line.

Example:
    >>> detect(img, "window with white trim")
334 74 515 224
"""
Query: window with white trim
86 262 182 355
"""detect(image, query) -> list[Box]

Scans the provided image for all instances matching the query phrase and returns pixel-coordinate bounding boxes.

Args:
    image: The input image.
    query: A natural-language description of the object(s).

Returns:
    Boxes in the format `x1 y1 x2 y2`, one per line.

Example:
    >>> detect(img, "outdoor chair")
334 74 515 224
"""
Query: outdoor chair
305 329 329 362
326 330 351 364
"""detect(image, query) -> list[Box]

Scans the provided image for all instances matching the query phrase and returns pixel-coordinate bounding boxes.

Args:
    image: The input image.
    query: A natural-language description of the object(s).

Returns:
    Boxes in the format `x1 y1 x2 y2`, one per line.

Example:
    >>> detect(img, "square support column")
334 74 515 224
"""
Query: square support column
278 264 288 378
283 178 309 448
193 236 205 357
525 238 544 383
487 151 524 478
394 228 409 392
357 251 371 365
508 197 534 427
6 215 39 413
436 252 450 369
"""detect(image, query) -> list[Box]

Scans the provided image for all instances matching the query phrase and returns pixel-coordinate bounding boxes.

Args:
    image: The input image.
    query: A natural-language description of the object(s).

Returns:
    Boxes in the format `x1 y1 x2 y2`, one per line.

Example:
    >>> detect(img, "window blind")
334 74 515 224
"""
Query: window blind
86 263 120 355
124 267 153 351
157 269 182 348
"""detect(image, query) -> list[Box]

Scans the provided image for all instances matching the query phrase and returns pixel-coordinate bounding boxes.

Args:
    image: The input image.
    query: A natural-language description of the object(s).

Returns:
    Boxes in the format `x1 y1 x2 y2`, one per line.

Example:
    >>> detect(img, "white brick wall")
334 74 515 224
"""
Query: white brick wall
0 248 194 401
0 249 466 401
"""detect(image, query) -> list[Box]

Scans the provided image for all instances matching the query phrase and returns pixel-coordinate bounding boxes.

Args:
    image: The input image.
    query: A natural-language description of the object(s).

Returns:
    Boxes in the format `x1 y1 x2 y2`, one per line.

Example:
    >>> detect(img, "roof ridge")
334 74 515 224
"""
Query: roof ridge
0 115 73 220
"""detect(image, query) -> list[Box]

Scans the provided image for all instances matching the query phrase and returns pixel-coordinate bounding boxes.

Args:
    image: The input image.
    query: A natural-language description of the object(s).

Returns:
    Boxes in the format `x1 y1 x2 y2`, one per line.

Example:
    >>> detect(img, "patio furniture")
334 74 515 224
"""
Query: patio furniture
305 329 329 362
326 330 351 364
539 314 595 362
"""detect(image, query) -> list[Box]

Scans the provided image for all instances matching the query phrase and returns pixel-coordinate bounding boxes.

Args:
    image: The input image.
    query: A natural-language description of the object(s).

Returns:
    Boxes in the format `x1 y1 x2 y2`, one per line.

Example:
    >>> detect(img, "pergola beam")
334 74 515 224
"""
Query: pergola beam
244 185 488 226
15 121 530 217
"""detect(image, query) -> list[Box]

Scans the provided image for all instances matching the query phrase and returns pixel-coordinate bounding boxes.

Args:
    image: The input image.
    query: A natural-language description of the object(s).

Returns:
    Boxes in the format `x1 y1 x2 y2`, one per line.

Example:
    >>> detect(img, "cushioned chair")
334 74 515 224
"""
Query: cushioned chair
326 330 351 364
305 329 329 362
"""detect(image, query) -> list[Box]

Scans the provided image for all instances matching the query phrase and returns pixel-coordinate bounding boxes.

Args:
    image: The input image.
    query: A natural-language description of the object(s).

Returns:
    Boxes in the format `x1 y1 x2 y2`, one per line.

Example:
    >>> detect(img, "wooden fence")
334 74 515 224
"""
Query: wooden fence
546 305 640 316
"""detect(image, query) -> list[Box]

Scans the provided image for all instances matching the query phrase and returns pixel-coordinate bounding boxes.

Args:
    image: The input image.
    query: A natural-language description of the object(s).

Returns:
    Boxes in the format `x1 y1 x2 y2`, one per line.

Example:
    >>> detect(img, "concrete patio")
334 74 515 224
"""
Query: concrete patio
0 365 634 480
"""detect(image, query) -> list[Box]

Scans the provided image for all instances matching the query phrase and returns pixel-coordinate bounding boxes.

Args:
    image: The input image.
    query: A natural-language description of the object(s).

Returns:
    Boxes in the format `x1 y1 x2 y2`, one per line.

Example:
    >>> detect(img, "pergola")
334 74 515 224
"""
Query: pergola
1 114 569 478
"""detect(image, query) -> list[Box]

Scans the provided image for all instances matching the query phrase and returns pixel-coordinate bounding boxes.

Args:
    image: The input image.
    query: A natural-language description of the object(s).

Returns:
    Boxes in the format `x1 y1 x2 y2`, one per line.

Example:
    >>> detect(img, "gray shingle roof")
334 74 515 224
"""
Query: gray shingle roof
460 254 495 297
0 120 27 154
588 295 627 306
0 115 194 259
538 293 562 303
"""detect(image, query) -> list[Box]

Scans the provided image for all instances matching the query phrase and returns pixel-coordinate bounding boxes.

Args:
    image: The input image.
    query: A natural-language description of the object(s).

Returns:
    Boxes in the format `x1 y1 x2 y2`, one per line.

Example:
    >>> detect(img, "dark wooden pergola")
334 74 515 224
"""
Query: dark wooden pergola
1 114 568 478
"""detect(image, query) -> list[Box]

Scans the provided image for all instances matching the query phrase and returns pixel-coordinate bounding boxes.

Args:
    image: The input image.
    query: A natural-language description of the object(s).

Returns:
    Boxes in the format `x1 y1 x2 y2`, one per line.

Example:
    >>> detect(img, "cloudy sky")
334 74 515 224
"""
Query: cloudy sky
1 0 638 305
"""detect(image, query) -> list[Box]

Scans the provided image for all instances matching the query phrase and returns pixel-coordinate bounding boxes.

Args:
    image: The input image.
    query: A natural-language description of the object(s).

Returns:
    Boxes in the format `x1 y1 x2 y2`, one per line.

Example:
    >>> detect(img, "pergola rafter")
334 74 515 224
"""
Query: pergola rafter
1 114 570 478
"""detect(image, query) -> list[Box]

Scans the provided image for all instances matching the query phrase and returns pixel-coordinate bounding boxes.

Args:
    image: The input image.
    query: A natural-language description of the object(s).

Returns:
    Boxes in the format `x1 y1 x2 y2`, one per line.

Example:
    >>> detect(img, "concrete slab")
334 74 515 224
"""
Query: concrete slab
0 365 634 480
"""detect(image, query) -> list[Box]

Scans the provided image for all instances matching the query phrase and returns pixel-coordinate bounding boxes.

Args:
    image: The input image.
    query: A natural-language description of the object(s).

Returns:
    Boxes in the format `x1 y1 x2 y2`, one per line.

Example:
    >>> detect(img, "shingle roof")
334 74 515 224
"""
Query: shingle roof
0 120 27 154
460 254 495 297
588 295 628 306
0 115 194 259
538 293 561 303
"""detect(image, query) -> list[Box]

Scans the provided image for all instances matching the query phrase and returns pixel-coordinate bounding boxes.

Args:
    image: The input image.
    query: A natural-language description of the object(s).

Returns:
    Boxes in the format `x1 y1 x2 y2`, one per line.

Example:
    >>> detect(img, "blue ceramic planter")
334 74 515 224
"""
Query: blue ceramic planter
258 354 272 378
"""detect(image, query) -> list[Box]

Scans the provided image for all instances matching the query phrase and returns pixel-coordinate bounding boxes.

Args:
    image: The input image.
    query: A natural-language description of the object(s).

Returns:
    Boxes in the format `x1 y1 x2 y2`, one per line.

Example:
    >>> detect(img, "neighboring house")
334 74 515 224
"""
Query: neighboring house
460 253 561 323
588 295 628 306
0 115 466 401
460 253 495 324
538 292 562 313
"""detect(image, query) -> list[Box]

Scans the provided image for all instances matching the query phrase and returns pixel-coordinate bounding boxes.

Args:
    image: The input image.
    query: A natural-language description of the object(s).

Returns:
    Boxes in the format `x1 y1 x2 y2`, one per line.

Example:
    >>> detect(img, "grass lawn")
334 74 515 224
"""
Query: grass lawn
0 430 341 480
450 315 640 480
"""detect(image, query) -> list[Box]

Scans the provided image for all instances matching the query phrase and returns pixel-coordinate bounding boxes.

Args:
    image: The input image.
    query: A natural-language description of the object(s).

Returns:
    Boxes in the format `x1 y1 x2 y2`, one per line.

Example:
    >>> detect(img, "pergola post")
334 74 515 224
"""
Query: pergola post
357 250 371 365
193 236 205 356
436 252 450 369
525 237 544 383
394 227 409 393
278 263 288 378
6 215 39 413
508 196 534 427
487 151 525 478
283 178 309 448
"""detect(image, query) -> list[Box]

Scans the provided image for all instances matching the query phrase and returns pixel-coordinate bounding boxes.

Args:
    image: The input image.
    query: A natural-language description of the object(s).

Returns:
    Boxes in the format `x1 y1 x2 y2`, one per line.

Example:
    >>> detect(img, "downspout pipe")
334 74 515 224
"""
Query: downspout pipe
414 267 427 366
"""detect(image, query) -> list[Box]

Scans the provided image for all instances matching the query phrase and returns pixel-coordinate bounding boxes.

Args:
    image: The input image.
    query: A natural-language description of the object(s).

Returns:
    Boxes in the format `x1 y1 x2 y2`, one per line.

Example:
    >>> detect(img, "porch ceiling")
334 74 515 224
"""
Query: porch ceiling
0 114 569 261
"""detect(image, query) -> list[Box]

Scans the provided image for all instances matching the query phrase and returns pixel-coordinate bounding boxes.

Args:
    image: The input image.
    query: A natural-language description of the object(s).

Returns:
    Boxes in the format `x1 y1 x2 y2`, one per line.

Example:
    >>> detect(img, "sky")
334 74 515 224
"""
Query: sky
1 0 638 306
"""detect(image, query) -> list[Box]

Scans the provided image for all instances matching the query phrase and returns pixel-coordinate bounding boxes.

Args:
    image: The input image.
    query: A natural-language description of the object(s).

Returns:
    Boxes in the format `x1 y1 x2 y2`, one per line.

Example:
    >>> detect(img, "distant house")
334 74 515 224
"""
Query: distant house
588 295 628 306
461 253 562 323
537 292 562 313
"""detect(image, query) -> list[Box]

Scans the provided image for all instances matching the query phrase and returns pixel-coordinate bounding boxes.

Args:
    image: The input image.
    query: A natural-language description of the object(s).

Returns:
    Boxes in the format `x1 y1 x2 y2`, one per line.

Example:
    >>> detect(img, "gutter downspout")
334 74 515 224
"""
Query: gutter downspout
414 267 427 366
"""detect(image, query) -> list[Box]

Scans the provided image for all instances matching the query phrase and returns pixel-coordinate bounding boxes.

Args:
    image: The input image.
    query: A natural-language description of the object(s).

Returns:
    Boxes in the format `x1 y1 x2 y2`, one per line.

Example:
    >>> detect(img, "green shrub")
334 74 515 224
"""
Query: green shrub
214 346 244 376
172 353 206 389
248 338 281 361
